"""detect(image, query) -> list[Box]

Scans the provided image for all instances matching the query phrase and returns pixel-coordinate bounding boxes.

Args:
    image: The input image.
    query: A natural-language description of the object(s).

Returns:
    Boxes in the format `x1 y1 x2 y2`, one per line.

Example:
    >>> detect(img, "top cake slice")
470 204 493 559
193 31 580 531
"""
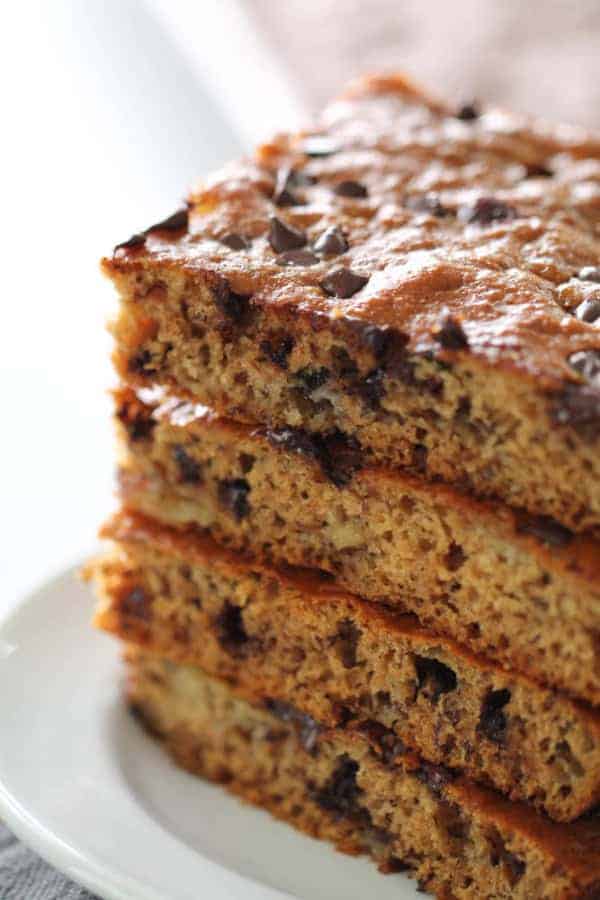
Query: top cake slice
104 74 600 531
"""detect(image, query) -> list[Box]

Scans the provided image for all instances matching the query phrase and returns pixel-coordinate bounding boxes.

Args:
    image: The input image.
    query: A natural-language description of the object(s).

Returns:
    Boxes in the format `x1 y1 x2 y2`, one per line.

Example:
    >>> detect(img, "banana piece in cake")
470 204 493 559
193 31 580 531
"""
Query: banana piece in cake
104 74 600 531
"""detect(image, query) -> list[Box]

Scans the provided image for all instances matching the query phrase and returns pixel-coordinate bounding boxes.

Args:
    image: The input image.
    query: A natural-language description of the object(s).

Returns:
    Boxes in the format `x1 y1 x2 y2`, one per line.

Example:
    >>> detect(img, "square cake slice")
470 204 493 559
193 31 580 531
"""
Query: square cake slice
104 74 600 530
126 648 600 899
89 510 600 821
113 387 600 705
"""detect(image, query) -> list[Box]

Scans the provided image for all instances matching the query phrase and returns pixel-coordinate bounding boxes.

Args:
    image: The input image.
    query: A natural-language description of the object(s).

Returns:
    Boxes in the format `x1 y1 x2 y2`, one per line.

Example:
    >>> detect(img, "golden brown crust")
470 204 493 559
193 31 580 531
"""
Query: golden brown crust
102 69 600 530
105 75 600 384
126 649 600 899
88 509 600 821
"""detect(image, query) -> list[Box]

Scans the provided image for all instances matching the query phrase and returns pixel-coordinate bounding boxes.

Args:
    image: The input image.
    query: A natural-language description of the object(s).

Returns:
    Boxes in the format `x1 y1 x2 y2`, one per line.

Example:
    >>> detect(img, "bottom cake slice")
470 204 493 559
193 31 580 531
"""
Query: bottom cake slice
126 648 600 899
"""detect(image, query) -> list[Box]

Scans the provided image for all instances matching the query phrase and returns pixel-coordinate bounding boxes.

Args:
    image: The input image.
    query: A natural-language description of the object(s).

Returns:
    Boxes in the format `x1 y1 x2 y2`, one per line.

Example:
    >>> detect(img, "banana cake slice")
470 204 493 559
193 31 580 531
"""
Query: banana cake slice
104 74 600 531
89 510 600 822
114 386 600 705
125 648 600 899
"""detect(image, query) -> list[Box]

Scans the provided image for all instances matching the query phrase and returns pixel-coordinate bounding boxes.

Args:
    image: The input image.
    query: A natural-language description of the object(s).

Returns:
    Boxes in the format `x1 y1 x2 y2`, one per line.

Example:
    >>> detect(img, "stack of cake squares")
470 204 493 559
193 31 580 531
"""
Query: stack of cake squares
89 74 600 897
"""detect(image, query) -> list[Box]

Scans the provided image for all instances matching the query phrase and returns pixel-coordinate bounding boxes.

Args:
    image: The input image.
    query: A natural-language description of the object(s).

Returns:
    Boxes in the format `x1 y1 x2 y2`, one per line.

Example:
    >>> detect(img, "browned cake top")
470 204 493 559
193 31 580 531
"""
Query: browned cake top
107 73 600 389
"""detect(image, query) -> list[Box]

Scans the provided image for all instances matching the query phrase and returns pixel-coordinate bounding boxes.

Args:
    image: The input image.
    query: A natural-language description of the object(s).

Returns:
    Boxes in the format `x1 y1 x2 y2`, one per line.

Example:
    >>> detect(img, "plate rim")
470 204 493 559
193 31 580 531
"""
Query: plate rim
0 565 294 900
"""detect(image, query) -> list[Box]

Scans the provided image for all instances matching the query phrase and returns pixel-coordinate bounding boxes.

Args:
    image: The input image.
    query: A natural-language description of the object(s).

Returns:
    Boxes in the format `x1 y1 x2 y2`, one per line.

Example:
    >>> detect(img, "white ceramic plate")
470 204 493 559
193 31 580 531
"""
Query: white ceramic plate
0 566 419 900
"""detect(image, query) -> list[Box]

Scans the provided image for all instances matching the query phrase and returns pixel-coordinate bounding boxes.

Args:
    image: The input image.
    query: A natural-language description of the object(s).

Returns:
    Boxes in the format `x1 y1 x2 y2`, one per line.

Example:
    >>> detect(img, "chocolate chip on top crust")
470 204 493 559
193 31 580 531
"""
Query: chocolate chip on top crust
575 297 600 323
525 162 553 178
433 313 469 350
147 208 189 234
320 267 369 298
268 215 307 253
272 167 304 207
578 267 600 283
458 196 518 225
334 179 368 198
455 101 479 121
220 233 251 251
114 207 189 252
114 232 146 252
313 226 348 257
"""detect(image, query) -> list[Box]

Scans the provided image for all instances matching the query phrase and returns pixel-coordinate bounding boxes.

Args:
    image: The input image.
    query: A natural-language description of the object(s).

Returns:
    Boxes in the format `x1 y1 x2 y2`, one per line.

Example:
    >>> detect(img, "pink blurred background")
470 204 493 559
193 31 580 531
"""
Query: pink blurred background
249 0 600 125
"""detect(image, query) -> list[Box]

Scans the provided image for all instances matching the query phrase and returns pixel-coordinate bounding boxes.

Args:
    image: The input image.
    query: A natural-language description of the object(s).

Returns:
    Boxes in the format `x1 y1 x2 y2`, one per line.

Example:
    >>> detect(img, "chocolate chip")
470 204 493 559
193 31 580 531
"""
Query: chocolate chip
127 349 153 374
115 232 146 252
267 215 307 253
114 208 188 253
445 542 467 571
552 384 600 434
214 601 248 655
569 349 600 382
575 298 600 323
515 512 573 547
266 426 319 459
578 267 600 283
406 193 450 217
359 324 410 364
358 721 406 767
238 453 255 474
312 756 362 817
260 334 295 368
265 699 322 753
276 249 319 267
415 761 457 794
487 828 526 886
220 233 251 251
334 180 368 198
478 689 511 744
121 586 152 622
172 444 202 484
333 619 361 668
412 443 428 473
301 136 339 157
313 226 348 256
503 852 526 886
296 367 330 393
213 279 252 324
218 478 250 520
456 102 479 121
415 656 458 703
273 167 304 207
459 196 518 225
146 208 189 234
321 267 369 298
116 399 155 442
318 431 364 486
434 314 469 350
525 163 553 178
355 368 386 409
265 426 364 487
